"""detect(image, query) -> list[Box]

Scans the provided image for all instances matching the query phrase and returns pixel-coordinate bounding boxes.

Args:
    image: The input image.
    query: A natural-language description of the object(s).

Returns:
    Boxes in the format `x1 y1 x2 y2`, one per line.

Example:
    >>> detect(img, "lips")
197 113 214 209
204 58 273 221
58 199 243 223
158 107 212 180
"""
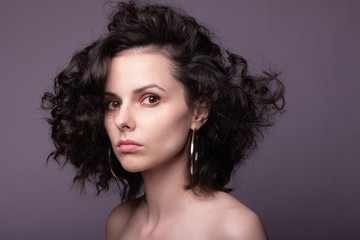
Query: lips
117 140 142 153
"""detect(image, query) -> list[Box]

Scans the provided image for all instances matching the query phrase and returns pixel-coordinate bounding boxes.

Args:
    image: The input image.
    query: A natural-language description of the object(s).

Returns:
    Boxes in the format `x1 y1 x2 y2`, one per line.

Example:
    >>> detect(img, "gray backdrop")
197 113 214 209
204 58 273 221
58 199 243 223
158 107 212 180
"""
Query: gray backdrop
1 0 359 239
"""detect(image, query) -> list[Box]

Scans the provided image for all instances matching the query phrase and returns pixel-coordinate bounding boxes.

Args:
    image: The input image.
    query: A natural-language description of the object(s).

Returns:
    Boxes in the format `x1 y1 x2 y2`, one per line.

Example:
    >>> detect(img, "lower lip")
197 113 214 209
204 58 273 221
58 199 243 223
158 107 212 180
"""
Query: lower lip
118 144 141 153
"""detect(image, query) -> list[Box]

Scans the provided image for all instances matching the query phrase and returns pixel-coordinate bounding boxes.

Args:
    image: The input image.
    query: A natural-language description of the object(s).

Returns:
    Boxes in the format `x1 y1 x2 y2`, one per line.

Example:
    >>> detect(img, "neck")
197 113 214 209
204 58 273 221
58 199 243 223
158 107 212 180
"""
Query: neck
140 151 195 226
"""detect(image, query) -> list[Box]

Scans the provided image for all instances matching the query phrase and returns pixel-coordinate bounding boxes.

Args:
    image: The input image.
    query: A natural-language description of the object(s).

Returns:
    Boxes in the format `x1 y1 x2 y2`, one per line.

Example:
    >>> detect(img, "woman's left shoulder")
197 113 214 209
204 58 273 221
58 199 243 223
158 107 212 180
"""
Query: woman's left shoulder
207 192 268 240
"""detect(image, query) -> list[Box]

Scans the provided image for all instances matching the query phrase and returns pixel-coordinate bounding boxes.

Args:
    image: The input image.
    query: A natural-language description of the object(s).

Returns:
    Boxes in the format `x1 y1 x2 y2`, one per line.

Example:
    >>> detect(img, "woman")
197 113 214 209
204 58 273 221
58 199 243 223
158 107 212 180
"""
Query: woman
42 1 284 239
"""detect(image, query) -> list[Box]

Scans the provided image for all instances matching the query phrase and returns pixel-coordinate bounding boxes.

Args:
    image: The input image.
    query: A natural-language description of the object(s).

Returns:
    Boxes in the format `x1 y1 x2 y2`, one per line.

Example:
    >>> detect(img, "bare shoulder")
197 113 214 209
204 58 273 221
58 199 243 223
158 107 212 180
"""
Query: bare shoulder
208 192 268 240
106 197 142 240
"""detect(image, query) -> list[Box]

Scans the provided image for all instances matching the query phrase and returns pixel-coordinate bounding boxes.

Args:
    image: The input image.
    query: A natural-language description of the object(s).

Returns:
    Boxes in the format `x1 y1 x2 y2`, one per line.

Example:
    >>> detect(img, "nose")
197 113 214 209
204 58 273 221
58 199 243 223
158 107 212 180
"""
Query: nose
114 104 135 131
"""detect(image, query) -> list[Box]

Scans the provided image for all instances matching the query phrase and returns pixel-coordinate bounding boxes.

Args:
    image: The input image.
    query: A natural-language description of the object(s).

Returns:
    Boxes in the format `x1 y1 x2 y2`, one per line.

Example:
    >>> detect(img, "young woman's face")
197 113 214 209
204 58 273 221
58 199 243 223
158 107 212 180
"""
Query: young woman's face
104 51 195 173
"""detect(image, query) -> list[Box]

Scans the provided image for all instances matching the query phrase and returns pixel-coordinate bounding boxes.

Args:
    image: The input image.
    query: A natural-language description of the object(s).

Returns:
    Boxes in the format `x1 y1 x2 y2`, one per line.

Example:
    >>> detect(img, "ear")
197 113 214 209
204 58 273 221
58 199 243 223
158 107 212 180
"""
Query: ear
190 100 209 130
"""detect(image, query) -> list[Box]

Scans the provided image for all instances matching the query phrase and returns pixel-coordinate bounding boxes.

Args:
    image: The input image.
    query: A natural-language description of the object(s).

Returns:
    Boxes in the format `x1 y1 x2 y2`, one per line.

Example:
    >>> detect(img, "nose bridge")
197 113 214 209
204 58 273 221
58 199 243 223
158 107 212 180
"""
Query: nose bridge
114 101 134 130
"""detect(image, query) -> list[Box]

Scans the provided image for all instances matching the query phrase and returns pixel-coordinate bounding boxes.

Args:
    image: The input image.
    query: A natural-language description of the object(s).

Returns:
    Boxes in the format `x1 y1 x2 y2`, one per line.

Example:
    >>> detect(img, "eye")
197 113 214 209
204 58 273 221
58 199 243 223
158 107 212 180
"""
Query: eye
107 101 121 110
142 95 160 105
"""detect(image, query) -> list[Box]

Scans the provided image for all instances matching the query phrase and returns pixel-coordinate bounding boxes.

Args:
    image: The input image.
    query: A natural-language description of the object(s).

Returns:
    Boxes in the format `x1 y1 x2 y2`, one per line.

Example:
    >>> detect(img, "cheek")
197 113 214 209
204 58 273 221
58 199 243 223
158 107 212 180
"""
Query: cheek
104 114 115 140
104 115 110 132
148 107 192 150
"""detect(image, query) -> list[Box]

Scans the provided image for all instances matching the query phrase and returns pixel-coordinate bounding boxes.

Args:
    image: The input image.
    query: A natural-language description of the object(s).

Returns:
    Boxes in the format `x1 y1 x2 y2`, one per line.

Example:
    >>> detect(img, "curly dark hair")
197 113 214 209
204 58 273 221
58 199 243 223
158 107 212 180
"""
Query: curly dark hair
42 1 284 201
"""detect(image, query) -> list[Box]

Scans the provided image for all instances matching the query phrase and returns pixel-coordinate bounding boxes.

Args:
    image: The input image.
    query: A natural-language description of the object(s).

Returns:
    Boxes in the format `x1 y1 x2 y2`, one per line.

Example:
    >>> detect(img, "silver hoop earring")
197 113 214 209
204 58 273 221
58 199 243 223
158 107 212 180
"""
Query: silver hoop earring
108 148 120 180
190 129 198 175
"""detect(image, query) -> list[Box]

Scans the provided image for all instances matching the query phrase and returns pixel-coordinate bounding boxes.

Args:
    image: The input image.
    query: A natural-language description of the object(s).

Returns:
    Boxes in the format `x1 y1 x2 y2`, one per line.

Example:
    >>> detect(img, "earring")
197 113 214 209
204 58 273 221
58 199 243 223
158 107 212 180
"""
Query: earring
108 148 120 180
190 129 198 175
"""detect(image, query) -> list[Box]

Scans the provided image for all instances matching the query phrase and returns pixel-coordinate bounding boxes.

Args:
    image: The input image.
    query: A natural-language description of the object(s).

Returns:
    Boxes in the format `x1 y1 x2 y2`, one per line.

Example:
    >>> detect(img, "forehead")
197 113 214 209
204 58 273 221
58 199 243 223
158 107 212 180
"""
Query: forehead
106 51 183 95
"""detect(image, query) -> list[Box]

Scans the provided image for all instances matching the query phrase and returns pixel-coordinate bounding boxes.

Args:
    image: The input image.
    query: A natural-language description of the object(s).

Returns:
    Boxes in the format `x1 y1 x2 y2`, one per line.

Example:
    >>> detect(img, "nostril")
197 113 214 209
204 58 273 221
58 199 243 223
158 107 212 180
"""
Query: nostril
114 109 135 131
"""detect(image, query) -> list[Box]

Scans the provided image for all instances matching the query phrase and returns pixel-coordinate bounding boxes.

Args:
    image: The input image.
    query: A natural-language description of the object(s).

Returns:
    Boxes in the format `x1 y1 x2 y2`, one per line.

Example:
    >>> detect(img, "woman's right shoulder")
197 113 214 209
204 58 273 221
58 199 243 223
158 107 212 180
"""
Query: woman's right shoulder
106 197 142 239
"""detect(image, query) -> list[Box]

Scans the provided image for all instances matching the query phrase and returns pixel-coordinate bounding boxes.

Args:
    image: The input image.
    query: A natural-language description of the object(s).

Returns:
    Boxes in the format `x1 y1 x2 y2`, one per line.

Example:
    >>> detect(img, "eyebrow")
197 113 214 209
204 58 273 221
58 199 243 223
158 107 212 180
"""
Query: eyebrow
132 84 166 94
104 84 166 97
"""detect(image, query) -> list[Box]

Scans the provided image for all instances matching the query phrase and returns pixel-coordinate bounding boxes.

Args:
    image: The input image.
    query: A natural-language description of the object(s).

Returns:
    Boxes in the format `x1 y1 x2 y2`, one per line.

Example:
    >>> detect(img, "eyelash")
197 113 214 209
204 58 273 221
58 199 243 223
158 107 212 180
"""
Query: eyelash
106 100 120 110
141 94 160 105
104 94 160 110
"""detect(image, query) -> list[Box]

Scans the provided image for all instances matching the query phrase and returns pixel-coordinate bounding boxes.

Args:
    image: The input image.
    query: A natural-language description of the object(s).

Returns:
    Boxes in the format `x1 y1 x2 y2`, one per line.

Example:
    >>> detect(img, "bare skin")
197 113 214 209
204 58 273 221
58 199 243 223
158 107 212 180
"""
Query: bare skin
106 192 268 240
105 50 268 240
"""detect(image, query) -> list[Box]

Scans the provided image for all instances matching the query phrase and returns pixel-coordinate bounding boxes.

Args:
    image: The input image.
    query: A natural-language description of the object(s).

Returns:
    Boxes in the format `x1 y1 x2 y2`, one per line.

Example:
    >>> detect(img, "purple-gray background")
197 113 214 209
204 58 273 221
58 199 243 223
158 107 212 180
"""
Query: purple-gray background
1 0 359 239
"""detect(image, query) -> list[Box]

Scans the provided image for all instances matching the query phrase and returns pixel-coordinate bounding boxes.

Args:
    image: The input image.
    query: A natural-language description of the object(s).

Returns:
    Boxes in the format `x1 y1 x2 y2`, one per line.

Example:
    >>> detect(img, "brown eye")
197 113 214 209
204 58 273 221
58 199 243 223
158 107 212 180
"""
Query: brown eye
107 101 120 109
142 95 160 105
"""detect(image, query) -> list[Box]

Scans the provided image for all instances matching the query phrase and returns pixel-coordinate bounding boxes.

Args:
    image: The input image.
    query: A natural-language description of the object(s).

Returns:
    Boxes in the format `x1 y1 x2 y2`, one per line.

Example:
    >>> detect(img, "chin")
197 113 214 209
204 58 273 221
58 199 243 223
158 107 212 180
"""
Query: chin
117 157 146 173
121 165 143 173
118 161 142 173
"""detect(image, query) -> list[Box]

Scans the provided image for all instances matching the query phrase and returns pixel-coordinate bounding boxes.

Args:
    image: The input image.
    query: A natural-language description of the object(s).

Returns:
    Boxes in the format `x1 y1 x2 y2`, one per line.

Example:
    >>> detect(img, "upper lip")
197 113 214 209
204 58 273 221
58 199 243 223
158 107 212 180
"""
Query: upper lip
117 139 142 147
